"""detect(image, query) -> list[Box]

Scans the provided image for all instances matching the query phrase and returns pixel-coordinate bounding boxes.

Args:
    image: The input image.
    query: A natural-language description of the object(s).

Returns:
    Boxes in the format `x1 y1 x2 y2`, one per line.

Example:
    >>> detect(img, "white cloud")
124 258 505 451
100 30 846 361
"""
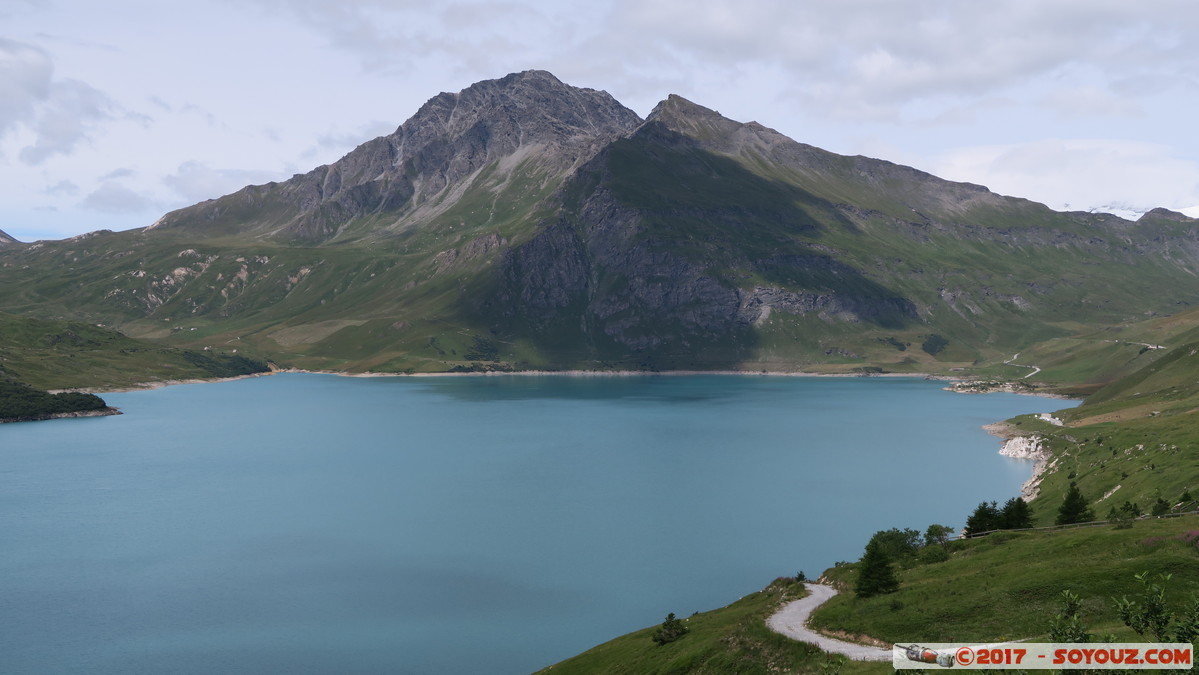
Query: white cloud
162 160 281 203
930 139 1199 214
0 37 113 165
44 178 78 196
1038 85 1142 119
80 181 153 214
0 38 53 134
100 167 134 180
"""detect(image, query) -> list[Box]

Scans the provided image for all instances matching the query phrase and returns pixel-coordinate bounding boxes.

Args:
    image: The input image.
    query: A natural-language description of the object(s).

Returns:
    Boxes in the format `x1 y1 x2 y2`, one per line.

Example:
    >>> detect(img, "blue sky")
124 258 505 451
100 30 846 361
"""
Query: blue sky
4 0 1198 241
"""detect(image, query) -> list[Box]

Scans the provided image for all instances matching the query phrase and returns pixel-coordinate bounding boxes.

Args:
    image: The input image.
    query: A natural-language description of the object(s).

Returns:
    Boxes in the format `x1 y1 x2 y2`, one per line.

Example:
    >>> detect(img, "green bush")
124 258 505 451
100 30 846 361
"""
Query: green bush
651 613 689 645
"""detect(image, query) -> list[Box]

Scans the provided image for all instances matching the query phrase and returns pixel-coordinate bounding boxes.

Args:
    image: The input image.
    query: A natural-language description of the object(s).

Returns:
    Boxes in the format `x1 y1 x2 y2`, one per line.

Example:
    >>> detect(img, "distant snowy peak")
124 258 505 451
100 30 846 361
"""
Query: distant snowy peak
1070 204 1199 222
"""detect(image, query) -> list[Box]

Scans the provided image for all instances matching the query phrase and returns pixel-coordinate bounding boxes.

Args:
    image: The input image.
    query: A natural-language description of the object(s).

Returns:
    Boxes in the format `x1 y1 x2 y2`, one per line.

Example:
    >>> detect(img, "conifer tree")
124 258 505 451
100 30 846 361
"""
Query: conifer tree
998 497 1033 529
1056 482 1095 525
964 501 1000 535
855 539 899 598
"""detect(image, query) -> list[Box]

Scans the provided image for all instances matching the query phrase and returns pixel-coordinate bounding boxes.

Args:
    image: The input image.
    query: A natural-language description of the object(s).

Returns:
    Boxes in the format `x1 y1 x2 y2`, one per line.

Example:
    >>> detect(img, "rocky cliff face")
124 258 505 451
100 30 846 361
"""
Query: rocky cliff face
151 70 642 243
490 96 919 360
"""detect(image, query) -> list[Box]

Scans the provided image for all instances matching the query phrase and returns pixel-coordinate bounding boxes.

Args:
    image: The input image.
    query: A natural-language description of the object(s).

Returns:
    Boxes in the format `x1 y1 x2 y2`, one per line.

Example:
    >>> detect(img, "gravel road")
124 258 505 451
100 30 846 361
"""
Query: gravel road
766 583 893 662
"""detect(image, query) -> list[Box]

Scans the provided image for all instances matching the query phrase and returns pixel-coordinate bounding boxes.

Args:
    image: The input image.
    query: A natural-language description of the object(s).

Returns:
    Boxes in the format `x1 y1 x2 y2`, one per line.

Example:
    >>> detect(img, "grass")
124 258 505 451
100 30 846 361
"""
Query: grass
0 312 268 390
535 578 884 675
811 516 1199 644
538 517 1199 673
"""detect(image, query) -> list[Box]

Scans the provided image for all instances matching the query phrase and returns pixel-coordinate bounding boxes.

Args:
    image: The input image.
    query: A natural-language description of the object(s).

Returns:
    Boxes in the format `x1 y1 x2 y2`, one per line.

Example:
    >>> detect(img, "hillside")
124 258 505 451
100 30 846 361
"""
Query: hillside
0 312 269 391
538 517 1199 674
1 72 1199 376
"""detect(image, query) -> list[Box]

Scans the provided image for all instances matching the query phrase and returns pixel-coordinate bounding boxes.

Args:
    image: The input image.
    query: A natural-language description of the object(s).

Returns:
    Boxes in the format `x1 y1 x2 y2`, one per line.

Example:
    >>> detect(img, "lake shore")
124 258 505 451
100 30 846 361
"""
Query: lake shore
76 367 1081 405
0 407 122 424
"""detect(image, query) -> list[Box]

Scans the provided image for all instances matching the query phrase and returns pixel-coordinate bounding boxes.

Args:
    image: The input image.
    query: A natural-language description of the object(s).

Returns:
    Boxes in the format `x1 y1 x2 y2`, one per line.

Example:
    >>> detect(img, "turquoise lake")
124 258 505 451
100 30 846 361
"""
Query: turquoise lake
0 373 1073 673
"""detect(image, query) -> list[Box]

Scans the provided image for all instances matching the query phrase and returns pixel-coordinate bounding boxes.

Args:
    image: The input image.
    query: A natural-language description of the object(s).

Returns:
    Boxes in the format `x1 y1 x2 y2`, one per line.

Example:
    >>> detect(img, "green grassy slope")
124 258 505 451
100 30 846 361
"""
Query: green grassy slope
982 334 1199 526
544 518 1199 674
0 312 268 390
812 517 1199 644
535 579 854 675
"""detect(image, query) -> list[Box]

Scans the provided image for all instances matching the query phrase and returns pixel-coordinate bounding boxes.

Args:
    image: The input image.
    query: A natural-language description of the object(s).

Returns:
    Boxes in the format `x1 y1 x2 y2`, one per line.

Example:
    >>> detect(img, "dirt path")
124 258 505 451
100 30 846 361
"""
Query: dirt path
766 583 892 662
1004 353 1042 379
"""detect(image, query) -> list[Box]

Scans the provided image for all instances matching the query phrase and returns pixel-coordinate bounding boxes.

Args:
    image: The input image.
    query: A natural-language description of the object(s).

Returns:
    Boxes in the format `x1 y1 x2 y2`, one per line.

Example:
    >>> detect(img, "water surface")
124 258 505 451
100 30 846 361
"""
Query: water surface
0 374 1072 673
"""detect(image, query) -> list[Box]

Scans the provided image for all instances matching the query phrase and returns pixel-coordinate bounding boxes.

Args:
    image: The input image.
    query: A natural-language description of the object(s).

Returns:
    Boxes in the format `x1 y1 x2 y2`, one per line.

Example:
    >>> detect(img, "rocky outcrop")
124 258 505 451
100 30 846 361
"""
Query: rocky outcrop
492 106 918 359
998 434 1053 500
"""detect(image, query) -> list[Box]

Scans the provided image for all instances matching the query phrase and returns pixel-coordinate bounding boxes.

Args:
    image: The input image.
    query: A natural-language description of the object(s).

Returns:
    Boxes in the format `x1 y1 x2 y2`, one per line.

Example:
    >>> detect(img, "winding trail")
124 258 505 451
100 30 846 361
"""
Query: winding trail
1004 353 1042 379
766 584 892 662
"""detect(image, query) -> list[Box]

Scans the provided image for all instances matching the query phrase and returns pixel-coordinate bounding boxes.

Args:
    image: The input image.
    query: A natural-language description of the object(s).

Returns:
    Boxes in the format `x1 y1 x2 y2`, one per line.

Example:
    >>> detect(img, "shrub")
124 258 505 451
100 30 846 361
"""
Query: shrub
651 613 689 646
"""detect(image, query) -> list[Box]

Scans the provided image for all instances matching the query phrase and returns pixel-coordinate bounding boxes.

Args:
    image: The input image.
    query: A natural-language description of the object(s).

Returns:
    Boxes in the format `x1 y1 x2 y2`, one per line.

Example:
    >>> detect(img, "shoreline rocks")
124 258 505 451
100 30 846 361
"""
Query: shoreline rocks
0 407 122 424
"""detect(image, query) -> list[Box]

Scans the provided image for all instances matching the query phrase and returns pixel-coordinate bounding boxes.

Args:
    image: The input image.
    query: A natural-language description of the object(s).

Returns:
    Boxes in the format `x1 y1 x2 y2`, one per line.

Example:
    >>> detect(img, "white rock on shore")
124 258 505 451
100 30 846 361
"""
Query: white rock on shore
998 434 1051 500
999 435 1044 460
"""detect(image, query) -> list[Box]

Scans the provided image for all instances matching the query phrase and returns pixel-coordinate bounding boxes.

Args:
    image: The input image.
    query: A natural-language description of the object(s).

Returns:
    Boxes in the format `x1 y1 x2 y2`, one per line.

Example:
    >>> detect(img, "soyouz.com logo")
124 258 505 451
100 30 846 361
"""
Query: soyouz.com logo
893 643 1194 669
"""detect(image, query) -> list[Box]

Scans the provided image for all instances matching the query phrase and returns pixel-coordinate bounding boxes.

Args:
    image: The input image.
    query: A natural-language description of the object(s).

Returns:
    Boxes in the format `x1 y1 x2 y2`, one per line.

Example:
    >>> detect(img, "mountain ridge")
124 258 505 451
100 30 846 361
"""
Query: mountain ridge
3 71 1199 375
148 70 642 244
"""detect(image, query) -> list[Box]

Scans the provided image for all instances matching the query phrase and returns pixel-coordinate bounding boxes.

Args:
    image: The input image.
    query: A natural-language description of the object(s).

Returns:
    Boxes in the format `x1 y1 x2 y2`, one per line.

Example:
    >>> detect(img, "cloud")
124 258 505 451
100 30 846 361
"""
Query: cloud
0 37 113 165
0 37 53 134
931 139 1199 214
1038 85 1141 119
601 0 1199 118
221 0 1199 125
80 182 153 214
18 78 112 164
163 160 282 203
299 120 398 162
44 179 78 196
100 167 134 180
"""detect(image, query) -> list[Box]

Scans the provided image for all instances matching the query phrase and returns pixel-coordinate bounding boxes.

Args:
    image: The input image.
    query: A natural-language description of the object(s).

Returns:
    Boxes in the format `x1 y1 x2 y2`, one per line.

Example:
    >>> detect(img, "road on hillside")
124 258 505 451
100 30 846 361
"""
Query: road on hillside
766 583 893 662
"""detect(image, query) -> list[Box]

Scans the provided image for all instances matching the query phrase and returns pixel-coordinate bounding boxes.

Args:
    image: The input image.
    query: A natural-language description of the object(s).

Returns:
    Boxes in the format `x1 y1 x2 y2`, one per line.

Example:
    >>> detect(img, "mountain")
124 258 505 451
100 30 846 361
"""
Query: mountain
0 228 19 247
150 70 642 244
3 71 1199 376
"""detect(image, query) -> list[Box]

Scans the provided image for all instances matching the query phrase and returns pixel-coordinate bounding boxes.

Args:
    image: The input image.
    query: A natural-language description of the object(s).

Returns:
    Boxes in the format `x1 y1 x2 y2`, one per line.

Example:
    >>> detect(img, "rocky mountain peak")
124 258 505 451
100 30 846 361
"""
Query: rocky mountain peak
644 94 743 141
408 69 641 144
0 229 19 247
1138 207 1197 223
151 70 642 243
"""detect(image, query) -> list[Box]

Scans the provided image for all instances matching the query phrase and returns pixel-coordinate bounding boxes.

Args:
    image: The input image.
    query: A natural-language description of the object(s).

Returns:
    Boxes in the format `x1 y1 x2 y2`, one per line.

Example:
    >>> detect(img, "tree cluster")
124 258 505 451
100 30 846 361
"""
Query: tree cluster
963 497 1033 536
0 378 107 420
180 351 270 378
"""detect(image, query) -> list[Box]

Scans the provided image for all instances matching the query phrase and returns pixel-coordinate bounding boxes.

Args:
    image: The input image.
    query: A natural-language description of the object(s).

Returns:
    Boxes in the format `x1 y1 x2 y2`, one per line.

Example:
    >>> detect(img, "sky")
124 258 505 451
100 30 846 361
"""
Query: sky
4 0 1199 242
